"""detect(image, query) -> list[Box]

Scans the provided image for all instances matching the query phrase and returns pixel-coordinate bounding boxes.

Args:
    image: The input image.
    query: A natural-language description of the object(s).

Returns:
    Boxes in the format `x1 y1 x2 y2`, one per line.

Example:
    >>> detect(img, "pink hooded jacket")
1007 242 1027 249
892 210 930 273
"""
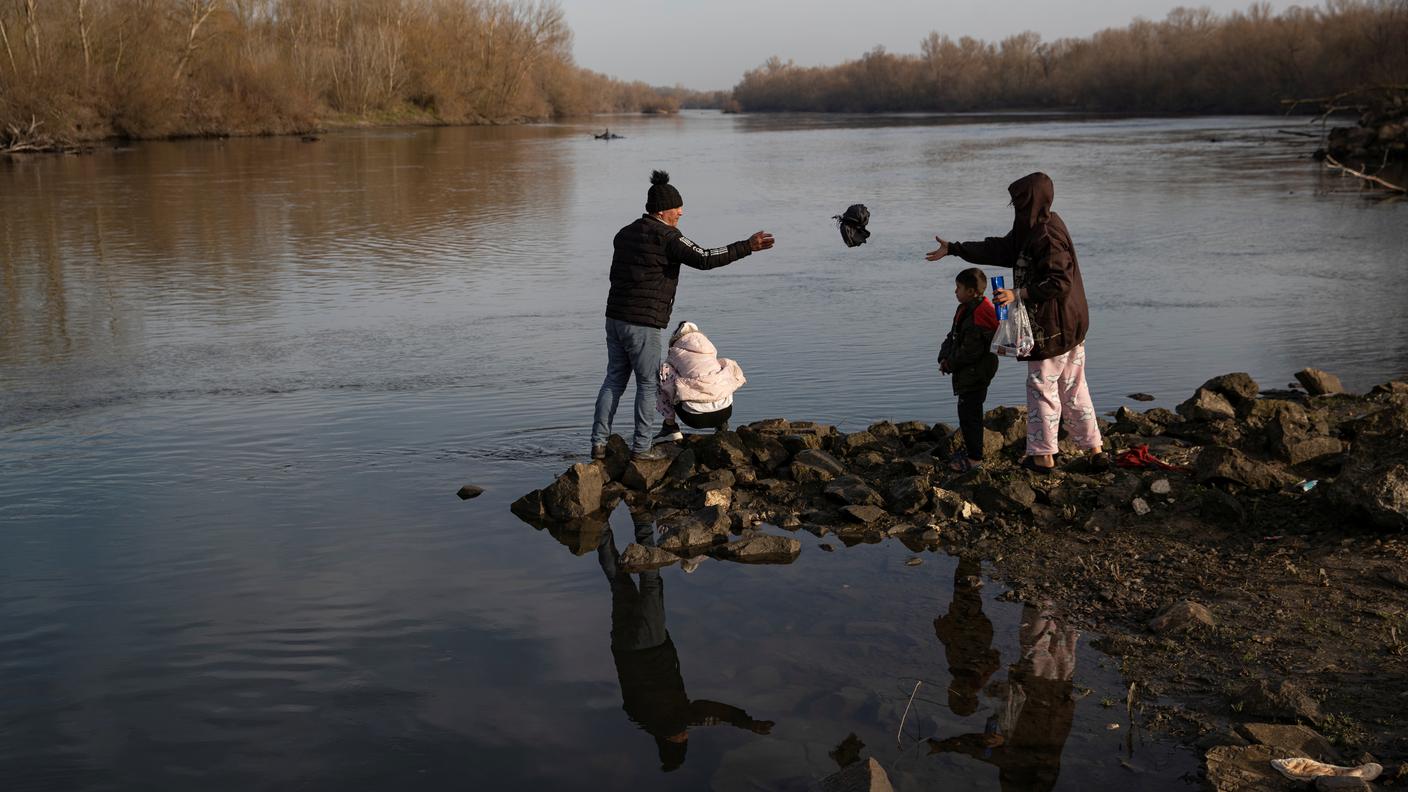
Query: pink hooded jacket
657 322 746 421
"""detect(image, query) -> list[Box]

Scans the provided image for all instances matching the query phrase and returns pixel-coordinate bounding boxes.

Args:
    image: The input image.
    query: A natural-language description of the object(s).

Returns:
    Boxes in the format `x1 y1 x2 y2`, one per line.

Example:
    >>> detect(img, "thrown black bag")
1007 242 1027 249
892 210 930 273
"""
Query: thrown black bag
833 204 871 247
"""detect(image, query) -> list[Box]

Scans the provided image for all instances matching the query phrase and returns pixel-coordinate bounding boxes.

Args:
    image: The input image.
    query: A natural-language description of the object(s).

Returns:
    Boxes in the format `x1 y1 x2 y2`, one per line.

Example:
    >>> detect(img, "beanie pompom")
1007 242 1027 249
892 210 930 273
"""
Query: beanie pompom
651 170 671 186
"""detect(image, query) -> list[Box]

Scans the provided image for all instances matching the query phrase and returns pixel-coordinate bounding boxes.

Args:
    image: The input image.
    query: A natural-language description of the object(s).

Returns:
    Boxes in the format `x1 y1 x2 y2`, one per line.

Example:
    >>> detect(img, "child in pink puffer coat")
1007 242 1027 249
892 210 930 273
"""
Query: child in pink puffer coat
655 321 746 439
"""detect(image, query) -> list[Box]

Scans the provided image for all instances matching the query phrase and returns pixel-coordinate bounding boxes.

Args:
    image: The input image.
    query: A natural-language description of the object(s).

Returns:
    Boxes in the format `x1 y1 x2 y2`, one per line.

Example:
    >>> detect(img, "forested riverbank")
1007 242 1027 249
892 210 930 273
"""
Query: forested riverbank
0 0 712 149
732 0 1408 114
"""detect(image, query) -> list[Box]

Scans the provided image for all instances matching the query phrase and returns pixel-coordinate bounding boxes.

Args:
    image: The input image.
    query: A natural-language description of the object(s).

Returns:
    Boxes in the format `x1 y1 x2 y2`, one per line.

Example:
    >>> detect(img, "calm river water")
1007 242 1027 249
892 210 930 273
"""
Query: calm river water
2 112 1405 791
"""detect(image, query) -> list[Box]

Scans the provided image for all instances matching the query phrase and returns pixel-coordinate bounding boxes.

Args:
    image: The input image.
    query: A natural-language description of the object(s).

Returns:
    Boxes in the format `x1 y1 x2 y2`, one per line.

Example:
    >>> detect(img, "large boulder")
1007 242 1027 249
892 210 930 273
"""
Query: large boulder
1113 406 1165 437
836 431 878 456
1295 368 1345 396
697 431 752 470
825 475 884 507
1195 447 1297 492
1179 388 1238 422
622 455 673 492
791 449 847 484
601 434 632 482
1234 723 1339 762
510 489 547 523
738 428 791 471
664 448 697 482
969 474 1036 514
1328 401 1408 530
543 462 606 519
714 534 802 564
984 405 1028 446
886 476 931 514
840 504 888 524
1202 372 1262 406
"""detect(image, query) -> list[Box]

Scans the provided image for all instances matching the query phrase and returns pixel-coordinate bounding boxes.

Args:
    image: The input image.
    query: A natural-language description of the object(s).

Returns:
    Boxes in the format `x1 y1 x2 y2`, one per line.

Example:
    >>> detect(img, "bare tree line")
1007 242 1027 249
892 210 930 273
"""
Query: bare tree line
733 1 1408 113
0 0 696 144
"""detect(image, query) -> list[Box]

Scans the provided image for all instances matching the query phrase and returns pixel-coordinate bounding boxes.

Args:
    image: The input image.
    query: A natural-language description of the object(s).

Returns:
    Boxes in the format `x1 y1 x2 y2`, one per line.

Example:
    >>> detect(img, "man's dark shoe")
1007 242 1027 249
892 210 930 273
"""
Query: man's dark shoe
591 444 607 460
632 447 670 462
654 422 683 443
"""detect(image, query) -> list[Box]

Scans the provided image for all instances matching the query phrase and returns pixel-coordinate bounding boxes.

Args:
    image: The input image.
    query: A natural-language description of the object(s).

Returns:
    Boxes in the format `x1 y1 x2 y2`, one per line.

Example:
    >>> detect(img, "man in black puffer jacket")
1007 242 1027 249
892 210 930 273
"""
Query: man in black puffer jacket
592 171 774 460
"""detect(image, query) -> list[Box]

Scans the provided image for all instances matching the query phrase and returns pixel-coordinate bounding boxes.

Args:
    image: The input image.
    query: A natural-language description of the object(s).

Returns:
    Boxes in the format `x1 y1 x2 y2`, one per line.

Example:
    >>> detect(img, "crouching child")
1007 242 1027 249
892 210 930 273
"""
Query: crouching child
655 322 746 440
938 268 1000 472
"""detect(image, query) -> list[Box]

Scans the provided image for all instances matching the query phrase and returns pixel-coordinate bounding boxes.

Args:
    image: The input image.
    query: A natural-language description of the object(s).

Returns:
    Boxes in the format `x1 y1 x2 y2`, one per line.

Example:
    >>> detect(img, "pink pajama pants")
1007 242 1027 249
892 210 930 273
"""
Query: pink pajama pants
1025 343 1102 456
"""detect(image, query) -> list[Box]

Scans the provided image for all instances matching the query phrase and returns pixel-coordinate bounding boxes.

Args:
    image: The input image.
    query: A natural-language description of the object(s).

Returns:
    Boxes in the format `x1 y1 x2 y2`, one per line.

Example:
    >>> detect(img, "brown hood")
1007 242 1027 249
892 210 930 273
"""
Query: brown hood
1008 172 1054 242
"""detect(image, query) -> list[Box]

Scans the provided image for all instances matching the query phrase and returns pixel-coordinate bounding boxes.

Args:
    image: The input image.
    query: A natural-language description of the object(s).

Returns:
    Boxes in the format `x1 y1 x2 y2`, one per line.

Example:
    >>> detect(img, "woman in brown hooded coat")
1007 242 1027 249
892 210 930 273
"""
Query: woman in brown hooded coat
925 172 1104 473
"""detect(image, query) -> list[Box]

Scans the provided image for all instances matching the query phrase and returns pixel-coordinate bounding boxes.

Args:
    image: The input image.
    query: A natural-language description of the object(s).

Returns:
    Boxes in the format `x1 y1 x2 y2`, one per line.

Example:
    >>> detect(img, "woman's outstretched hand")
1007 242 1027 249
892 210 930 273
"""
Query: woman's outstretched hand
748 231 775 251
924 236 950 261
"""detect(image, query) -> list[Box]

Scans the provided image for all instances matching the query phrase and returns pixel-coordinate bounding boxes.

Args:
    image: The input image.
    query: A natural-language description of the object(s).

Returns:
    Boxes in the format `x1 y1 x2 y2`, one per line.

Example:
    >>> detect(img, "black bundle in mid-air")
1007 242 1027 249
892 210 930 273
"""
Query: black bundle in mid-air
834 204 870 247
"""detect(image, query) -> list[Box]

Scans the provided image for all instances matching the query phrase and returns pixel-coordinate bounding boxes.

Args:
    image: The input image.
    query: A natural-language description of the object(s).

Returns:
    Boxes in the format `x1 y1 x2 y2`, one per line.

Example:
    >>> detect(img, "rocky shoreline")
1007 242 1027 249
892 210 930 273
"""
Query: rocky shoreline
511 368 1408 790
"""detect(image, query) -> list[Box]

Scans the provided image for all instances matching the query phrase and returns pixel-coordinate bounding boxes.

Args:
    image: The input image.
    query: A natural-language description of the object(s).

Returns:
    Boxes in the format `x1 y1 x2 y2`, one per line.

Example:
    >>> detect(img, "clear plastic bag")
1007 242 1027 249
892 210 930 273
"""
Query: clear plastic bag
993 298 1034 358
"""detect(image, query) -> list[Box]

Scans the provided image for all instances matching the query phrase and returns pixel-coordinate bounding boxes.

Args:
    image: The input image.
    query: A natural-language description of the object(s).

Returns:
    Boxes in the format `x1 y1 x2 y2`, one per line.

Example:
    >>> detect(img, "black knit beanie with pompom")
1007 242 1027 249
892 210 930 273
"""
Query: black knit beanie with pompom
646 170 683 213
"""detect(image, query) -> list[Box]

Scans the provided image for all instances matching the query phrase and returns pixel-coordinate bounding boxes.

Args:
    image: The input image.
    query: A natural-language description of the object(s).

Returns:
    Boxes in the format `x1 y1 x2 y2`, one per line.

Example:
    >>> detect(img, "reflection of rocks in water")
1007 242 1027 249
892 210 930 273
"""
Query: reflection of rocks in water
828 732 865 768
598 512 773 772
929 605 1078 792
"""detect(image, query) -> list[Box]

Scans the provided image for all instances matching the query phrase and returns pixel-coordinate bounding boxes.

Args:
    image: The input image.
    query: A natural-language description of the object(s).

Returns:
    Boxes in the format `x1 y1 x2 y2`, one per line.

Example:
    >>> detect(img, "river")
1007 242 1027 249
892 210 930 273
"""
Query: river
2 111 1405 790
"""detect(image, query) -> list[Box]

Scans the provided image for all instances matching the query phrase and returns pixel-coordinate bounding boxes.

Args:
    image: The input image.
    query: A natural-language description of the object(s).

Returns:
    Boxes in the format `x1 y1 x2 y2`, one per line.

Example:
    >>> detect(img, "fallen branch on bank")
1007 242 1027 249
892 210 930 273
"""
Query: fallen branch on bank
1323 154 1407 193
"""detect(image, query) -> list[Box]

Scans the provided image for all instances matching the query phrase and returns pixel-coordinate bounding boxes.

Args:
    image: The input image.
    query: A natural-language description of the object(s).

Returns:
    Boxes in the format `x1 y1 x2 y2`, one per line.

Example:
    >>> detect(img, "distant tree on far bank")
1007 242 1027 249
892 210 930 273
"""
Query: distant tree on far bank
0 0 706 144
732 0 1408 113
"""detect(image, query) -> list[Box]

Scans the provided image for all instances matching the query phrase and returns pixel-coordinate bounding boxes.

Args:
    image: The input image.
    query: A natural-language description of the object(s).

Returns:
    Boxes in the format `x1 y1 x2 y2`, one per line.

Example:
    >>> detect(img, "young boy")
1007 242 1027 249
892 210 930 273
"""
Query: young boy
938 268 1001 472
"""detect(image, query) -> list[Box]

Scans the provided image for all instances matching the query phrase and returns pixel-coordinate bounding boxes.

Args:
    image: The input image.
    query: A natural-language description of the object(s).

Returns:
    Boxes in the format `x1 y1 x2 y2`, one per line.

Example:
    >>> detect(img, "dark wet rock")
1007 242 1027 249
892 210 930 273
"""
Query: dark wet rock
1296 368 1346 396
456 484 485 500
840 504 887 524
1195 729 1251 751
714 534 801 564
1231 679 1325 726
622 454 675 491
600 481 627 511
620 543 679 571
698 431 751 470
659 515 728 553
1202 372 1262 406
819 542 834 551
664 448 697 482
969 474 1036 514
734 466 758 486
829 733 865 769
1114 405 1165 437
814 756 895 792
837 431 877 456
692 505 731 533
542 462 606 519
1327 400 1408 530
1378 564 1408 590
886 476 930 514
1235 723 1339 762
1204 744 1302 792
601 434 632 481
1282 437 1346 466
1369 379 1408 397
984 405 1028 446
1195 447 1297 492
697 469 737 490
1179 387 1238 422
791 449 847 484
825 475 884 507
1129 392 1156 401
895 420 930 440
1150 600 1215 633
738 428 791 471
778 513 802 529
866 420 900 440
1145 407 1181 426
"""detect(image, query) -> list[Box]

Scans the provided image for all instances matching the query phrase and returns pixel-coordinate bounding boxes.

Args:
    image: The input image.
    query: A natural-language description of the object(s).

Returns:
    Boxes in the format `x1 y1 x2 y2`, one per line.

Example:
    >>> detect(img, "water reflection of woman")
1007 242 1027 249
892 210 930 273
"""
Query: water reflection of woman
929 604 1078 792
597 512 774 772
933 556 1002 716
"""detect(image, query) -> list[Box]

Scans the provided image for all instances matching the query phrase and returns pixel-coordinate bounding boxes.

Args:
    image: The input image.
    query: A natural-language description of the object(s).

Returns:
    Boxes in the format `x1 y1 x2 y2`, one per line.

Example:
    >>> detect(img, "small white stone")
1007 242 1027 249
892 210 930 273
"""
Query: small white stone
1132 497 1152 516
1150 479 1172 495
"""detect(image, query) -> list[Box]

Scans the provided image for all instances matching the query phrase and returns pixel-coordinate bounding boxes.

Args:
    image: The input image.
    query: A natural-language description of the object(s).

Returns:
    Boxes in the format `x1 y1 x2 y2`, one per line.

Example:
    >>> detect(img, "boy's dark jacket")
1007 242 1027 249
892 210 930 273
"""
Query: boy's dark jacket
939 297 1000 394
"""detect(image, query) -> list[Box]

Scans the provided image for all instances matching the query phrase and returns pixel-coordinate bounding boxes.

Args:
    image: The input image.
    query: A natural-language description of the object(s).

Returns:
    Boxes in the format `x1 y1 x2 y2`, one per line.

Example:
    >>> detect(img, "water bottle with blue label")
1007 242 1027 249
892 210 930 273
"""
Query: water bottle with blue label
992 275 1008 321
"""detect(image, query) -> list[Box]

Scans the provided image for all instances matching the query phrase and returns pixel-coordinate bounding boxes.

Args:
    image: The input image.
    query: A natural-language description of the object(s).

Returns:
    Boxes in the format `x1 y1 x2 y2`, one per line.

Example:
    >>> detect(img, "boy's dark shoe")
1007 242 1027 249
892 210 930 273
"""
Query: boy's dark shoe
591 444 607 460
654 422 683 443
632 447 670 462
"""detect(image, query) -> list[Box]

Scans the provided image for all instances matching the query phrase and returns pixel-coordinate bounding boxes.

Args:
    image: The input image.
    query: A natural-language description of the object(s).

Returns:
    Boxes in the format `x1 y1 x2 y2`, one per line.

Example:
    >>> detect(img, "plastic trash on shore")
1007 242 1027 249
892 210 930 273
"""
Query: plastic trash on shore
833 204 870 247
992 298 1034 358
1298 479 1319 492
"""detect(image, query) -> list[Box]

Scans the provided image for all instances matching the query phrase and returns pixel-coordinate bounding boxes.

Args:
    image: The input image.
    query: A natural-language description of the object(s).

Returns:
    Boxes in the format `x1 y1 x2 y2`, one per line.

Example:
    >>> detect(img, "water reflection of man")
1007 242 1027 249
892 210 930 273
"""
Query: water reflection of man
929 604 1078 792
597 511 774 772
933 556 1002 717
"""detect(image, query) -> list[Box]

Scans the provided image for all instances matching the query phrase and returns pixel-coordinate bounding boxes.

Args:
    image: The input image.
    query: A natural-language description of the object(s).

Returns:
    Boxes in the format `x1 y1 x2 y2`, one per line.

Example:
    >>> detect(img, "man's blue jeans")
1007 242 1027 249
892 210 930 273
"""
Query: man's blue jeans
592 318 663 454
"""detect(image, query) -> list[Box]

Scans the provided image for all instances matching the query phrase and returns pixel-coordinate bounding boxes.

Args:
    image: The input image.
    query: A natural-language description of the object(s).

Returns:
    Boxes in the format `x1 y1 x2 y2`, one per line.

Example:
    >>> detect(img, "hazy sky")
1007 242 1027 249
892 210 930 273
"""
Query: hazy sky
555 0 1286 90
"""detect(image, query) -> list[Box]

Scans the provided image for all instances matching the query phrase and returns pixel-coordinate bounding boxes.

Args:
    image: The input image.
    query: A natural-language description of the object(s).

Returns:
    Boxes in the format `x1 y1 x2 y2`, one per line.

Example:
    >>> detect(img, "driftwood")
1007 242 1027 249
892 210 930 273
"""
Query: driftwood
0 117 87 155
1323 154 1407 193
